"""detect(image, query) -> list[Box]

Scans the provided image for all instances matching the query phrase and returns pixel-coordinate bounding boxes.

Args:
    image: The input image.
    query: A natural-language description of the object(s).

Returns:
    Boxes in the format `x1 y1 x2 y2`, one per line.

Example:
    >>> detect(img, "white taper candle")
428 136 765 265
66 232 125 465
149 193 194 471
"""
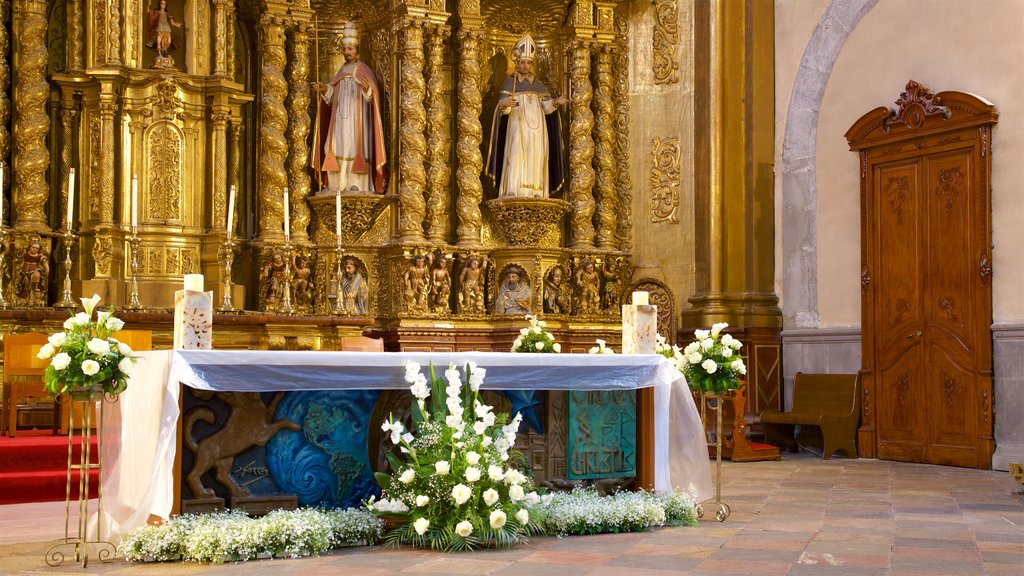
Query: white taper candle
131 175 139 230
283 186 290 241
335 192 342 244
226 185 236 240
66 168 76 229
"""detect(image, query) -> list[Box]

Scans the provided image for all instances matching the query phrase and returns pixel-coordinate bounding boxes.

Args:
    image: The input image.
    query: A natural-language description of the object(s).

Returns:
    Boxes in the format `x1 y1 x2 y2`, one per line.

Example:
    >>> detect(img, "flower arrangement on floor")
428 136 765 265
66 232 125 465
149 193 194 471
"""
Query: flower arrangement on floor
511 315 560 353
679 322 746 393
370 361 544 551
36 294 138 397
118 488 700 563
118 508 382 563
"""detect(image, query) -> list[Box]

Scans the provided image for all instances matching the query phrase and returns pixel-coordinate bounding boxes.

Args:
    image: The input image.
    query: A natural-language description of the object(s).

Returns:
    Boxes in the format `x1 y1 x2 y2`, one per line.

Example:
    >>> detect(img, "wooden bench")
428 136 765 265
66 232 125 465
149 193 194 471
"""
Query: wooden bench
759 372 860 459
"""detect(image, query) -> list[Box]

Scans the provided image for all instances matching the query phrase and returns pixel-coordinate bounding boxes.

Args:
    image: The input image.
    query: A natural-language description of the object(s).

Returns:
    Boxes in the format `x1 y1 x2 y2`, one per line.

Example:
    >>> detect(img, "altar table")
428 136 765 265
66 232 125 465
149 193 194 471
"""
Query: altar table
99 350 713 539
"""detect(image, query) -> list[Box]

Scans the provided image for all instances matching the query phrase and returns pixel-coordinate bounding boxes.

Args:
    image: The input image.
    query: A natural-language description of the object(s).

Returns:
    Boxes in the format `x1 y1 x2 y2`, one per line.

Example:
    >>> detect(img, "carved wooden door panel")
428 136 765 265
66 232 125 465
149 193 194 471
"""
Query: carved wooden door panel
847 81 997 469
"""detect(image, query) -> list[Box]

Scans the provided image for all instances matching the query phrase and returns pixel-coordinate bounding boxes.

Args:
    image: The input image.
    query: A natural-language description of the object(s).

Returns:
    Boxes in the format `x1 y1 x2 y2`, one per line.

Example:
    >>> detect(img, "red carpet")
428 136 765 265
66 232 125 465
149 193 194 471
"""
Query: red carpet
0 430 99 505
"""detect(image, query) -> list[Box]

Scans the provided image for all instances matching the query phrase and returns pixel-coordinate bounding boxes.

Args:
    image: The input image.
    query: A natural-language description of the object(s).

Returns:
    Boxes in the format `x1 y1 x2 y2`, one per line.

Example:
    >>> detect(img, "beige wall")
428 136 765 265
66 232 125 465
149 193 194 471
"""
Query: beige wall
778 0 1024 327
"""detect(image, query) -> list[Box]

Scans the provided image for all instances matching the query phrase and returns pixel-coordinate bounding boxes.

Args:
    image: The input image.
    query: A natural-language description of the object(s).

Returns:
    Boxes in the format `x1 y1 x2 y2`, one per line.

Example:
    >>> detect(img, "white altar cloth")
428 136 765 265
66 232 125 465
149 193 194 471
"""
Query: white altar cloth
100 350 712 539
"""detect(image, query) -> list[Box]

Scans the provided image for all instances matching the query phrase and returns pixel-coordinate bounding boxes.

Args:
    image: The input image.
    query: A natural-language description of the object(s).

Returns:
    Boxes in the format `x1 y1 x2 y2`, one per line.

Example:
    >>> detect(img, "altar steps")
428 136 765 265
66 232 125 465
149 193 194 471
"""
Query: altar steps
0 430 98 505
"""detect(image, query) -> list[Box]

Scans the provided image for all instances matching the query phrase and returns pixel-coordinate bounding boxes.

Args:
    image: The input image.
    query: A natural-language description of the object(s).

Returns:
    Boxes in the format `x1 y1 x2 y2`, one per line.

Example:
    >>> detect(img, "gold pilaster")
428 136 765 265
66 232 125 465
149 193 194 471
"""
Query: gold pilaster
592 44 617 250
107 0 122 66
12 0 50 232
613 14 632 252
213 0 229 77
226 4 236 79
286 22 311 244
211 110 229 233
257 14 288 242
69 0 84 70
0 0 10 210
123 0 138 68
567 39 596 250
454 27 484 247
96 96 117 226
58 105 75 228
92 2 106 66
229 120 242 235
424 24 451 243
398 18 428 243
684 0 779 329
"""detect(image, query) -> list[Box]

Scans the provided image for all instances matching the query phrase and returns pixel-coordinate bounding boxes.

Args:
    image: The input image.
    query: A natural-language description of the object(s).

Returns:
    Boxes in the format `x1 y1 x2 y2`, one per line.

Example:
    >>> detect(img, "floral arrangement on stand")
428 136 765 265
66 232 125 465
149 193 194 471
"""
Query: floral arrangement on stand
679 322 746 393
511 315 560 353
37 294 138 397
369 361 544 551
655 334 685 370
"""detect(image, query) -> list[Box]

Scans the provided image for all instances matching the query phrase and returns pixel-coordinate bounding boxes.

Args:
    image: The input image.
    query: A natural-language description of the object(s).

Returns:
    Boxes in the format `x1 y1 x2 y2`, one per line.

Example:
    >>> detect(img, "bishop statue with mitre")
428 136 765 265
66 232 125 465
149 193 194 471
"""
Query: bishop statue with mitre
486 34 567 199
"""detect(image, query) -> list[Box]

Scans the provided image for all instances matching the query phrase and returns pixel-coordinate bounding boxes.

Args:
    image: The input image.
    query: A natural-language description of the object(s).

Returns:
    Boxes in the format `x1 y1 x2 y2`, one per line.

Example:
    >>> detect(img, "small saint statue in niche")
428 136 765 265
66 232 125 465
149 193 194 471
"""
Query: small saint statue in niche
262 252 288 310
15 238 49 307
403 253 430 313
147 0 183 70
339 256 368 314
543 264 571 315
292 255 314 308
495 265 531 315
429 255 452 314
458 254 488 314
486 34 567 198
575 260 601 315
312 22 387 195
601 259 622 310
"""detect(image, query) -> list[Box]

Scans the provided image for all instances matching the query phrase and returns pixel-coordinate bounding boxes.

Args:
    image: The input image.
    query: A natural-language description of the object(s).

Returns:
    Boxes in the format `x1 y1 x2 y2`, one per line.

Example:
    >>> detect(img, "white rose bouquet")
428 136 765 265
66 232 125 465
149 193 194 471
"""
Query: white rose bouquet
510 314 561 353
38 294 138 397
679 322 746 393
369 361 543 551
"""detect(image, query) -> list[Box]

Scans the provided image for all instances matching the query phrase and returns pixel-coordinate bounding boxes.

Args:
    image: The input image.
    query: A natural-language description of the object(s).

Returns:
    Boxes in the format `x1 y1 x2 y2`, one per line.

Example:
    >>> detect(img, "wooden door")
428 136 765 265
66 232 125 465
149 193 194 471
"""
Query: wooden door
847 81 997 468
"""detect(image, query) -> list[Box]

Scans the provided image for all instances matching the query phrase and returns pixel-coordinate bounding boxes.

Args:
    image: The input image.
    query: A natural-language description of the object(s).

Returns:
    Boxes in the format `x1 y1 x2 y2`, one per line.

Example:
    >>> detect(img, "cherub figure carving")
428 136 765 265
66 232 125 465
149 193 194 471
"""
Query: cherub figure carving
403 253 431 313
458 254 488 314
575 260 601 314
429 253 452 313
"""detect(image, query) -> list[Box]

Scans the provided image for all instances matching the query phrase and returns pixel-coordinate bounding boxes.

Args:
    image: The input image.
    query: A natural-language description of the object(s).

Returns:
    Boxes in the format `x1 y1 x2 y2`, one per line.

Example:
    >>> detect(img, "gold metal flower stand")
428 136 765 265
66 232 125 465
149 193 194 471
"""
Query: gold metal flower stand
45 390 116 567
698 390 732 522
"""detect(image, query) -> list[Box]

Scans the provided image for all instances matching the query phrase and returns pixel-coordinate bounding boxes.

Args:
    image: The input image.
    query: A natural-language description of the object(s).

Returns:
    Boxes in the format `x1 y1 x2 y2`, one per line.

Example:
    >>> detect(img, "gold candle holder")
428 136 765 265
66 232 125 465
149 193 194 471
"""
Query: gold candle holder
56 228 77 309
217 237 239 313
125 230 142 309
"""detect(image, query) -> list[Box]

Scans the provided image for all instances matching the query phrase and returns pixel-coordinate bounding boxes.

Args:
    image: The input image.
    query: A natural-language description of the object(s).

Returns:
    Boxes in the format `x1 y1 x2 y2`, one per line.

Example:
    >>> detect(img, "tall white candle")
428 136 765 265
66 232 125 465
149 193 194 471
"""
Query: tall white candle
283 186 290 241
226 185 236 240
335 192 342 244
632 291 649 306
66 168 76 229
183 274 204 292
131 175 139 230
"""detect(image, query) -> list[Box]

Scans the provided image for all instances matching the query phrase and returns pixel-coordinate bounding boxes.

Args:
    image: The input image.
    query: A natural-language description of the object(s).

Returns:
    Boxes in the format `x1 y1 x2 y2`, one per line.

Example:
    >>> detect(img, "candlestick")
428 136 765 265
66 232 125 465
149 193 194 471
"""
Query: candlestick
335 192 342 243
631 291 649 306
66 168 76 230
333 246 345 314
184 274 204 292
283 186 290 241
126 232 142 309
226 185 236 240
57 230 77 308
281 243 293 315
130 175 139 232
217 237 238 313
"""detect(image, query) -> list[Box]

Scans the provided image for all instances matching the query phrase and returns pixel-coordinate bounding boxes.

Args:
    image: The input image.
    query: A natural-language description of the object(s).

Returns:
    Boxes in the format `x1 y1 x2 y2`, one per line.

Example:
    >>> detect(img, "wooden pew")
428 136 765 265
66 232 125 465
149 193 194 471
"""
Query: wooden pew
759 372 860 459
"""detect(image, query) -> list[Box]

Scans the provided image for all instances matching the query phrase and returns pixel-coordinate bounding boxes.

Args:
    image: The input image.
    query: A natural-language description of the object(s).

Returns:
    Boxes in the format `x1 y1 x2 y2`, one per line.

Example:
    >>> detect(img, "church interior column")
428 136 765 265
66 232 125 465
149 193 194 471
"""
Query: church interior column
567 38 596 250
57 103 76 232
453 13 484 248
397 17 428 243
286 20 311 244
256 13 288 242
228 120 242 235
592 43 617 250
213 0 229 77
11 0 50 232
0 0 10 204
226 3 237 79
211 109 229 235
106 0 122 66
424 22 451 243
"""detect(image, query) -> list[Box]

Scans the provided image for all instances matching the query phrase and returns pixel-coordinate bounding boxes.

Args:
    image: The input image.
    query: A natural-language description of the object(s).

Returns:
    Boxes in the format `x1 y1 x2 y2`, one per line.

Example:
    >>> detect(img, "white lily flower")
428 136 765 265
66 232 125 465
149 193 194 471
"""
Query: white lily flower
80 294 102 316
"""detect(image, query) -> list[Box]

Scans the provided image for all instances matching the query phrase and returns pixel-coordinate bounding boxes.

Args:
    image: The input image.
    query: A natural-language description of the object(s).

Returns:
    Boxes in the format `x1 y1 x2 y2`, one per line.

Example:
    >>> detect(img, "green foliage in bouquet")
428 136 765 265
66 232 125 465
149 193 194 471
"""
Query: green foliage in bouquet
679 322 747 393
370 361 544 551
36 294 138 397
510 315 560 353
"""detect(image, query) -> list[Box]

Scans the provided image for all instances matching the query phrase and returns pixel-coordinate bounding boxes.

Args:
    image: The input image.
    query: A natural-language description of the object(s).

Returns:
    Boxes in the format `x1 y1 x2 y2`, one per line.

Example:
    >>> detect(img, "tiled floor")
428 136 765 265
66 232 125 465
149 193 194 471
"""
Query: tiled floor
1 453 1022 575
